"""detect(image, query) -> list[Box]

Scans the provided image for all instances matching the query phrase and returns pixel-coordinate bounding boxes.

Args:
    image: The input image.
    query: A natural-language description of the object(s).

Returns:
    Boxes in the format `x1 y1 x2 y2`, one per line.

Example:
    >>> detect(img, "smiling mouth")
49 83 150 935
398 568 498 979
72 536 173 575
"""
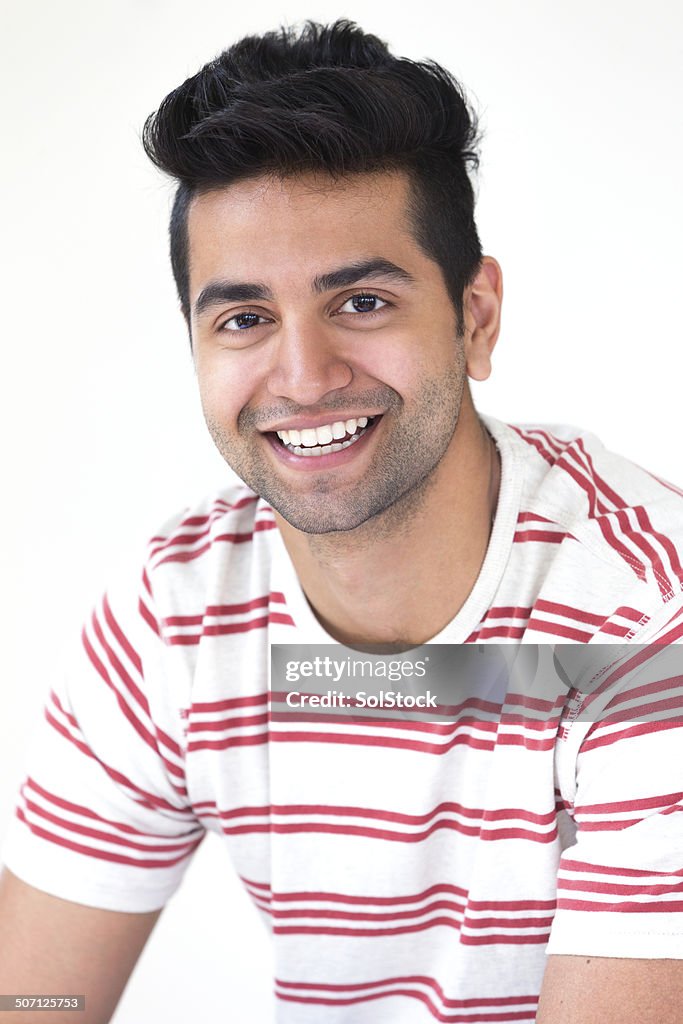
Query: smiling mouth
272 416 379 457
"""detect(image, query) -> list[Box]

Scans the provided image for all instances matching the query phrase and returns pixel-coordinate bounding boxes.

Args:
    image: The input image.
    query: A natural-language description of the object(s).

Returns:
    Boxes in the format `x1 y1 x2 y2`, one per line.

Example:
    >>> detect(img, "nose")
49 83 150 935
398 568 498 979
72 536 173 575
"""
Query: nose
266 319 353 406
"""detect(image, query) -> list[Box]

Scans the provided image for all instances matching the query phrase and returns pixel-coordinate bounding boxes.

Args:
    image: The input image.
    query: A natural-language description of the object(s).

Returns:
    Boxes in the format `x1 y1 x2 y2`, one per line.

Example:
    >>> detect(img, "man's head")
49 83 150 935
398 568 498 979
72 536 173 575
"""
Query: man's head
142 22 501 536
142 19 483 328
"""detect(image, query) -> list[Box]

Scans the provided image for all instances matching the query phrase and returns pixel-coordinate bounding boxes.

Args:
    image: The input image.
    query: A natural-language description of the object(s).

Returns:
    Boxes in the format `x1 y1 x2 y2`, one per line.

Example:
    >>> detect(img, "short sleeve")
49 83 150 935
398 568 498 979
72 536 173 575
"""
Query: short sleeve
549 643 683 959
1 567 204 913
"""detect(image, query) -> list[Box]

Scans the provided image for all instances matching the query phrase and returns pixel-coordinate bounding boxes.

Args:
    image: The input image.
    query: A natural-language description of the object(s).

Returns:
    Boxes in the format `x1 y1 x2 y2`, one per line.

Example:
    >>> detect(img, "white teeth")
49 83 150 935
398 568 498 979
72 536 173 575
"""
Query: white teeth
299 428 318 447
315 424 334 445
276 415 376 452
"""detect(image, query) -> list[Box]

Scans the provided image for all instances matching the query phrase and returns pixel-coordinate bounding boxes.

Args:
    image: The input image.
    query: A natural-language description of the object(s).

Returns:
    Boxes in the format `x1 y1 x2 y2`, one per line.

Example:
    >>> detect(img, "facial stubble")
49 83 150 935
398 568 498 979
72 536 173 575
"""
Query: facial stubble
202 347 467 538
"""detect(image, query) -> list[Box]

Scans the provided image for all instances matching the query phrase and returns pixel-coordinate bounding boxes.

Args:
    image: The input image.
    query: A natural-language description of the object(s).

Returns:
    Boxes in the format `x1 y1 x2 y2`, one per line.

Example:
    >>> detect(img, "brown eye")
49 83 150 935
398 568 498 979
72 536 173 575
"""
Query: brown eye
338 294 387 314
223 312 266 331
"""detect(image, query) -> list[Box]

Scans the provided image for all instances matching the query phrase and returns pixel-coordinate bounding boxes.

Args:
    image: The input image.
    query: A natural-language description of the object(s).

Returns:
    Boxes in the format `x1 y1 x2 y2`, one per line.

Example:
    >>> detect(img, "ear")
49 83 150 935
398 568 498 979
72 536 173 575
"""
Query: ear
461 256 503 382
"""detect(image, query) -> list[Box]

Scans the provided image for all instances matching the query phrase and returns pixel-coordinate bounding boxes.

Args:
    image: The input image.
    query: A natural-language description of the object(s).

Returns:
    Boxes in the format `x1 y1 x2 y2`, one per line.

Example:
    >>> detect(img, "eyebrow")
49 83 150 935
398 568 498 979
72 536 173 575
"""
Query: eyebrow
193 258 415 318
312 258 415 293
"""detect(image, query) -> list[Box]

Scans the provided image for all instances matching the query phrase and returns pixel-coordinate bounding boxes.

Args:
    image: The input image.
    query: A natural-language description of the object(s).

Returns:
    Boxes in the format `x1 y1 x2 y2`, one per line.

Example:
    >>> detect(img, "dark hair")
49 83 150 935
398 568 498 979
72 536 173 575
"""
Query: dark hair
143 20 483 324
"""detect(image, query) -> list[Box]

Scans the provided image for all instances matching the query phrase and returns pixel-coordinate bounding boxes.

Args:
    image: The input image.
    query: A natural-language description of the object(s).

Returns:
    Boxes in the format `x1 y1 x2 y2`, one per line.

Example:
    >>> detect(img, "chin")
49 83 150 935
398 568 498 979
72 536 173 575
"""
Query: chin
268 499 378 535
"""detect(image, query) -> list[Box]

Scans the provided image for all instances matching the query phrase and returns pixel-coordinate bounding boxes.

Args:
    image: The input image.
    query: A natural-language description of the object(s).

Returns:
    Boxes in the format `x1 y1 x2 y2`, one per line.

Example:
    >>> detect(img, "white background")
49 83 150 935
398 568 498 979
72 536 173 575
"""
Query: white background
1 0 681 1020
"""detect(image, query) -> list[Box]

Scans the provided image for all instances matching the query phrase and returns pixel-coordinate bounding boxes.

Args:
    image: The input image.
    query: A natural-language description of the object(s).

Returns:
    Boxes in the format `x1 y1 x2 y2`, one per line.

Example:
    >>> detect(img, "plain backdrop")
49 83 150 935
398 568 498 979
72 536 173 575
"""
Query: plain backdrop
1 0 681 1020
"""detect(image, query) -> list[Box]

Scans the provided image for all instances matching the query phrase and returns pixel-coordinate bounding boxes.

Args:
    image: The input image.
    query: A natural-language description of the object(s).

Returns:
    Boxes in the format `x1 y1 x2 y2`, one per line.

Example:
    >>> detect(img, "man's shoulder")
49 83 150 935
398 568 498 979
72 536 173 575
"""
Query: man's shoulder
503 420 683 522
486 420 683 642
141 483 279 592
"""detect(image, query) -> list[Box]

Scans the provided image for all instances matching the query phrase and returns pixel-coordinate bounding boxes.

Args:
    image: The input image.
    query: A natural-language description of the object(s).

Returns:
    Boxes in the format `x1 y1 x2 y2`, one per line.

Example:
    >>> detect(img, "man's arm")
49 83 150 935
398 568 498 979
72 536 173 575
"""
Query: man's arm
0 868 161 1024
536 954 683 1023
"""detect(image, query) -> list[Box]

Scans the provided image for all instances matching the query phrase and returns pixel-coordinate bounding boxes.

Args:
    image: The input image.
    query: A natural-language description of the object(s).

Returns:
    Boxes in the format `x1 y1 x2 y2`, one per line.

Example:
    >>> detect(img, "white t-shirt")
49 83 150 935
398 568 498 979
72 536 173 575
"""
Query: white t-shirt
4 416 683 1022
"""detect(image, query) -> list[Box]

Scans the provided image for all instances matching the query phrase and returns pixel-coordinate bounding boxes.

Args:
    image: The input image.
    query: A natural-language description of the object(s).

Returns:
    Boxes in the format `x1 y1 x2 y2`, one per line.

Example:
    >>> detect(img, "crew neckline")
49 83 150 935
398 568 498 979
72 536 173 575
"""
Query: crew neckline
271 414 526 645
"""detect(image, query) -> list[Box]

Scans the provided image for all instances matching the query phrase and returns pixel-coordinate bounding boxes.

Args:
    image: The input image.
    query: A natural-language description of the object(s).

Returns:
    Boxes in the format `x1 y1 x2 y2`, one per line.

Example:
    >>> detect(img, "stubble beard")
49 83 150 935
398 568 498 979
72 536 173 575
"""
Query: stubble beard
203 362 466 538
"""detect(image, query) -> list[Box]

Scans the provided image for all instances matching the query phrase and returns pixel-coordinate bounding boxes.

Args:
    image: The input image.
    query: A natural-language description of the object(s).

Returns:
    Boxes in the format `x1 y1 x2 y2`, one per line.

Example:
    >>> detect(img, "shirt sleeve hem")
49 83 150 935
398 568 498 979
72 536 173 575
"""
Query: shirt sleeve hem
547 922 683 960
1 844 177 914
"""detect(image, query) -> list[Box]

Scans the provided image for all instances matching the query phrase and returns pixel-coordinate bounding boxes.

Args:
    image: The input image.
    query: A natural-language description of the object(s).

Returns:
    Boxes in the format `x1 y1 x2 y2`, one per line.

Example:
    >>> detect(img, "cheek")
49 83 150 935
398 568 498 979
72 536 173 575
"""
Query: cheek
195 352 256 425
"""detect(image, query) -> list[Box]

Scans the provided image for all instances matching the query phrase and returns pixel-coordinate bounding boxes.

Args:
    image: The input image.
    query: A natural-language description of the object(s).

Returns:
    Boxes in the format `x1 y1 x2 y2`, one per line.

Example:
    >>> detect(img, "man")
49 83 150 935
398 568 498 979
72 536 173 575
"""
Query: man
1 19 682 1024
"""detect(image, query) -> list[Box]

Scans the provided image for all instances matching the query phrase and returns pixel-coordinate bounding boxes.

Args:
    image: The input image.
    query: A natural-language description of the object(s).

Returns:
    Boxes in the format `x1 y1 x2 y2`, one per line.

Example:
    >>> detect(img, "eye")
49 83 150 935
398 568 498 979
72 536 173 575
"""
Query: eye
336 294 388 315
221 311 270 331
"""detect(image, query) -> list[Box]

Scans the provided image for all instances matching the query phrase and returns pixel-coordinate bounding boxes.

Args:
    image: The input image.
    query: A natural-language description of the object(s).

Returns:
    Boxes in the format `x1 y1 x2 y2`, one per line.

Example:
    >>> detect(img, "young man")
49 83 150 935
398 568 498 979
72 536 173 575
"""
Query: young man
1 20 682 1024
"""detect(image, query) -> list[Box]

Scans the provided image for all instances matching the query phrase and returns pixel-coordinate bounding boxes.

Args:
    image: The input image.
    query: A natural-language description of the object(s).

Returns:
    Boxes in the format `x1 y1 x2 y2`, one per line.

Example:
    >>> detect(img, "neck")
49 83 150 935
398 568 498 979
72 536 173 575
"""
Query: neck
275 393 500 647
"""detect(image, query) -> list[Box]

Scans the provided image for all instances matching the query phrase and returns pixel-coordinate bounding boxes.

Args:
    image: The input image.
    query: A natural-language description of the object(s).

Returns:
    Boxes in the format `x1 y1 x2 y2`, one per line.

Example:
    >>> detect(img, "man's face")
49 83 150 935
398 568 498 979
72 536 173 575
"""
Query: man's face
188 171 469 534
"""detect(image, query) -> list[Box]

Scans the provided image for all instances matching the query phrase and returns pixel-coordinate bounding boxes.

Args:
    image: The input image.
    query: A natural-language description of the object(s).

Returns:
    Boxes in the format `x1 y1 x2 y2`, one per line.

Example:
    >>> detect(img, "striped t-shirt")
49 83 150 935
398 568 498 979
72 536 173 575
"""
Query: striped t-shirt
4 415 683 1023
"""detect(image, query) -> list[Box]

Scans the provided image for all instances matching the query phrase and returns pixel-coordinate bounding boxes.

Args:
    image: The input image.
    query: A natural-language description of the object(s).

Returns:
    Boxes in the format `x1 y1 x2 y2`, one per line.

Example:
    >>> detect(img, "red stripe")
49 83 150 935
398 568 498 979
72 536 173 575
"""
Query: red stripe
103 594 142 673
149 493 258 556
617 507 673 599
560 858 683 879
46 697 190 815
241 880 555 915
84 615 185 781
22 794 199 855
191 728 497 755
555 454 647 579
187 732 270 752
277 975 538 1012
510 426 554 465
142 567 154 598
187 711 269 734
276 987 536 1021
598 692 683 726
166 609 294 645
558 877 683 897
82 626 159 755
596 514 647 581
216 819 557 844
163 592 286 626
651 616 683 645
271 915 551 939
599 621 634 637
201 711 499 736
459 933 549 946
273 917 465 938
155 519 276 566
271 897 467 923
496 734 556 751
482 606 533 619
580 717 683 752
576 441 677 594
272 905 552 930
534 599 606 627
195 799 557 831
138 597 160 636
25 777 196 839
557 896 683 913
259 800 556 827
16 808 202 869
575 790 683 814
518 512 555 524
521 427 568 457
190 693 268 713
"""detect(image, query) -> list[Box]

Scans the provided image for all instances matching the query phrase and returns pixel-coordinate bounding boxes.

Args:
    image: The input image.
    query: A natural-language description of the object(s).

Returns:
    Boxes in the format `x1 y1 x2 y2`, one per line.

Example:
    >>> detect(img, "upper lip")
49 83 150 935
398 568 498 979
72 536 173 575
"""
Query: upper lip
259 412 383 433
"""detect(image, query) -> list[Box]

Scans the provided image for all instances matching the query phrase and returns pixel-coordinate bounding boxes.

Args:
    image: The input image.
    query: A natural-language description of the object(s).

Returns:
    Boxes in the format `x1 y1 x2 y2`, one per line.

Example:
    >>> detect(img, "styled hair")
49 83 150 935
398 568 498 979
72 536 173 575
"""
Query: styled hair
142 20 483 324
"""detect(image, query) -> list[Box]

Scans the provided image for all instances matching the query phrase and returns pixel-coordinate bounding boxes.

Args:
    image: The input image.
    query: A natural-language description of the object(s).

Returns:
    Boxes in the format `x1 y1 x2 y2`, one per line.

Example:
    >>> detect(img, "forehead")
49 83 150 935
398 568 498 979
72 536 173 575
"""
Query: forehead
186 171 419 293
